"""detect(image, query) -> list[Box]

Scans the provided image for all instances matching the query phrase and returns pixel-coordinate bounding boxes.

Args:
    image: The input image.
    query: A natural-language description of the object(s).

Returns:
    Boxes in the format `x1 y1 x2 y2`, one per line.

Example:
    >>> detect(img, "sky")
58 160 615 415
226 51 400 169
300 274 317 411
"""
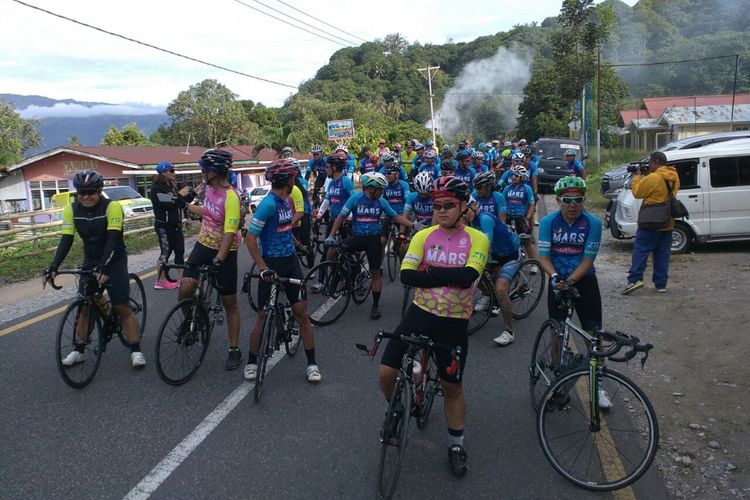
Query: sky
2 0 638 113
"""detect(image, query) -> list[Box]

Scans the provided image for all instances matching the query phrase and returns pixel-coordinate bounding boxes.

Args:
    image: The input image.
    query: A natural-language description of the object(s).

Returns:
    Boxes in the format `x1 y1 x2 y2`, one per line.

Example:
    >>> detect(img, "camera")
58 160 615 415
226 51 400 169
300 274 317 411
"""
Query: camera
626 163 649 174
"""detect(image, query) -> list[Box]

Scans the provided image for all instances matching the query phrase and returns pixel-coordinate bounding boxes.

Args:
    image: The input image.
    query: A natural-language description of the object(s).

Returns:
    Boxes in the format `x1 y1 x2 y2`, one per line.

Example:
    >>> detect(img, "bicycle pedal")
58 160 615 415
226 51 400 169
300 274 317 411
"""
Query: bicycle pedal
216 315 224 326
436 388 444 397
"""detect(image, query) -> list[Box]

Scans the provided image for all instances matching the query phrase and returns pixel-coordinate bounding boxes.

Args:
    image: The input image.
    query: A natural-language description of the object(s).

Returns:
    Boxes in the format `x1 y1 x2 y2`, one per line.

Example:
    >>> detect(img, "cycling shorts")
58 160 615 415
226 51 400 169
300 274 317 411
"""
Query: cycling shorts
490 250 522 283
547 273 602 331
507 215 532 239
256 255 303 307
80 256 129 306
313 172 327 190
380 216 396 238
341 234 382 270
380 305 468 385
183 242 238 296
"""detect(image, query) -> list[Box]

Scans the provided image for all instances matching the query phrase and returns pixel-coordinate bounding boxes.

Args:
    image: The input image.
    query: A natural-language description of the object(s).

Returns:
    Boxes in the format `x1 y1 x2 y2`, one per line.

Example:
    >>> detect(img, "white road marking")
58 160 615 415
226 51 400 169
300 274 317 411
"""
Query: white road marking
310 294 343 321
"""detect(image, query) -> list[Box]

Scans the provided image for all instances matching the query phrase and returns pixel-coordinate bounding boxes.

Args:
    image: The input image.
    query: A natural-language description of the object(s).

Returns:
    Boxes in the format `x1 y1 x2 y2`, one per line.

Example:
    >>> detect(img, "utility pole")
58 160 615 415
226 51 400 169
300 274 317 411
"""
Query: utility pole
418 65 440 145
596 48 601 168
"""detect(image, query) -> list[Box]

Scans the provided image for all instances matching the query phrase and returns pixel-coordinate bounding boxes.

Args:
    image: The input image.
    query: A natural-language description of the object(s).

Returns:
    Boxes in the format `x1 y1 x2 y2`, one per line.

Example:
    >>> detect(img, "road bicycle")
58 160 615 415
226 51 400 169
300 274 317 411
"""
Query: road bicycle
154 263 224 385
530 288 658 491
245 249 313 313
383 223 406 282
47 269 146 388
304 241 372 326
356 331 461 500
243 272 302 402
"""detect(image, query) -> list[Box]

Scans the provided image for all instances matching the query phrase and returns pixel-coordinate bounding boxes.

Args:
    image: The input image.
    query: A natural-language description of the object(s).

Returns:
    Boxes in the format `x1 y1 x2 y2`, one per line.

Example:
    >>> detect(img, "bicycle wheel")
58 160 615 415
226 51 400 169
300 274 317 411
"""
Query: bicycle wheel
352 267 372 305
284 313 301 357
254 309 276 402
529 319 563 412
117 273 147 347
537 368 659 491
56 299 103 389
401 286 413 317
378 377 412 500
415 350 440 430
386 233 398 282
468 273 494 335
246 262 260 313
305 261 350 326
155 299 210 386
511 259 545 319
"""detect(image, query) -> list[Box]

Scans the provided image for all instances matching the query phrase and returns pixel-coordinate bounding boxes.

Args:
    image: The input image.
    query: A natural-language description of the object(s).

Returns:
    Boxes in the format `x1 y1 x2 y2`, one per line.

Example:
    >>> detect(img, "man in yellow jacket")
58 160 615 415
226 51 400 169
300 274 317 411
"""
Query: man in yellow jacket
622 151 680 294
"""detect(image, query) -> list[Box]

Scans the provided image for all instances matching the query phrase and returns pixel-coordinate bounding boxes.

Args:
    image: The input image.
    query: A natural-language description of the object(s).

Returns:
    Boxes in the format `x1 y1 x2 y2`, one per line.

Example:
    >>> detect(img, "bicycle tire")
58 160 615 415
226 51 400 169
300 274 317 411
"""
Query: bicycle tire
351 267 372 305
117 273 147 347
284 310 301 357
401 286 413 317
246 262 260 313
56 299 103 389
468 273 494 336
510 259 545 319
305 261 350 326
537 368 659 491
254 309 276 402
529 319 563 412
378 377 412 500
415 350 440 430
386 232 398 282
155 298 211 386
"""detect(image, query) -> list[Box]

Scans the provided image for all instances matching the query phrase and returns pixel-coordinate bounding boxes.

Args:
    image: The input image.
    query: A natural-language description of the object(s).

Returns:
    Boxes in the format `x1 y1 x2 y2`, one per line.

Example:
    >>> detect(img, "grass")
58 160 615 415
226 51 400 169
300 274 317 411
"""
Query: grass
583 148 647 211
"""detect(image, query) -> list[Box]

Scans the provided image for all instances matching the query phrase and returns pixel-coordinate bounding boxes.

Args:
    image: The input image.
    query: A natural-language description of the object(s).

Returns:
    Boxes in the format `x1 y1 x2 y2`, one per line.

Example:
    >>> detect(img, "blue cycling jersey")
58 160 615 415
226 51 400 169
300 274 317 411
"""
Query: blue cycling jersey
566 160 585 177
452 165 475 185
360 158 380 174
418 162 441 178
477 212 520 258
325 175 354 218
404 192 433 224
248 192 295 258
340 192 397 237
538 210 601 279
377 166 408 182
503 183 535 217
528 156 540 178
383 180 410 214
307 156 327 175
470 190 506 218
473 161 489 173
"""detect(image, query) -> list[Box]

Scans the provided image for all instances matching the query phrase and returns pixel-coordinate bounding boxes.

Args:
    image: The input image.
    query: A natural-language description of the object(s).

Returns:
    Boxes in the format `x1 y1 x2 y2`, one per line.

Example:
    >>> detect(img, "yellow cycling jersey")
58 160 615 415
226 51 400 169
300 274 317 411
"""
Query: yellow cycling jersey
401 224 489 319
290 184 304 227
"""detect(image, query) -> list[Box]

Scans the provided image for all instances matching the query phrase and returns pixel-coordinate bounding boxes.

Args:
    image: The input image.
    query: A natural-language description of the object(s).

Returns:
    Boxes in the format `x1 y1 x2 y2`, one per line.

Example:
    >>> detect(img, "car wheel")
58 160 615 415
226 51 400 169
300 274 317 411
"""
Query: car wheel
608 202 623 239
671 222 693 254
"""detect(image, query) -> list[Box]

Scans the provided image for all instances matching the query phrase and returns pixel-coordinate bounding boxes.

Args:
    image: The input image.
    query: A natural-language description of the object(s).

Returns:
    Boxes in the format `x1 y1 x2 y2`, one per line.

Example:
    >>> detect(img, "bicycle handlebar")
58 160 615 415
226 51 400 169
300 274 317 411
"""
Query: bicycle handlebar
596 330 653 368
43 269 97 291
246 273 303 287
161 263 218 283
355 331 463 378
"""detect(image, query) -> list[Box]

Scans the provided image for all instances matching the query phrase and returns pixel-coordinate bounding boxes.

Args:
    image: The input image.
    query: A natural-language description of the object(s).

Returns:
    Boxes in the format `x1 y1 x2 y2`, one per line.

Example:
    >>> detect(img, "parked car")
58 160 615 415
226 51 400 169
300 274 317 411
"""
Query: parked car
612 139 750 253
248 186 270 211
52 186 154 218
602 131 750 236
534 138 587 194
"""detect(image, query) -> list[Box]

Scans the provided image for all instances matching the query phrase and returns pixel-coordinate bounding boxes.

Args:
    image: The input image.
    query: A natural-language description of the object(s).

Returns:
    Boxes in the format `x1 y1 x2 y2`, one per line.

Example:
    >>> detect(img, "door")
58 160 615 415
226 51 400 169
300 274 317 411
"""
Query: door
706 154 750 236
673 159 706 234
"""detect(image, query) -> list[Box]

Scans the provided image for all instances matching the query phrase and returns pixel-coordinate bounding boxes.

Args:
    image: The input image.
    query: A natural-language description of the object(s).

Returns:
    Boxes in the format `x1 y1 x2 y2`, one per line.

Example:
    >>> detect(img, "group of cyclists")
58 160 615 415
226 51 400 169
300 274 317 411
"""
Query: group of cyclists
44 134 601 478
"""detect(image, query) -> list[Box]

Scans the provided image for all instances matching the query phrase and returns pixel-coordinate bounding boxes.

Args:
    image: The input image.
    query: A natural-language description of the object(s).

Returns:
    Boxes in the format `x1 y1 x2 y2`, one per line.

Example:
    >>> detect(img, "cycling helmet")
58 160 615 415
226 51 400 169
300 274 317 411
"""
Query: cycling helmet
503 141 512 148
455 151 469 161
424 139 434 147
392 143 401 150
492 140 500 145
501 149 512 158
199 148 233 174
522 146 533 156
471 151 484 160
413 171 434 194
327 151 348 171
265 158 297 183
458 140 466 147
564 149 577 157
73 169 103 189
282 146 294 154
310 144 323 154
423 150 437 160
518 138 527 145
512 152 525 162
433 176 470 202
414 142 424 150
511 165 528 178
441 149 454 158
441 161 455 172
286 157 301 173
473 171 495 188
554 176 587 196
335 144 348 153
384 164 400 174
477 142 486 150
361 172 388 189
381 151 395 163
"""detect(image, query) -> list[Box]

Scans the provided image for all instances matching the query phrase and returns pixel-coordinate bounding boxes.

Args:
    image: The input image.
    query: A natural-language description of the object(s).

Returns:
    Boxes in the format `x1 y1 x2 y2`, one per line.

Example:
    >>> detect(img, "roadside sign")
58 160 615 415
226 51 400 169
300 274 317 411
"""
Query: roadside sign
327 119 355 141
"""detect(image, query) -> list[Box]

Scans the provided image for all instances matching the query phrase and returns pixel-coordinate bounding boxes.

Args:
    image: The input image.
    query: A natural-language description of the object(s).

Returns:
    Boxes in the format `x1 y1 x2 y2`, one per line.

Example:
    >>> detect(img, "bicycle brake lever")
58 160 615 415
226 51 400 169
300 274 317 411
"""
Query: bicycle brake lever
639 344 653 369
355 343 368 352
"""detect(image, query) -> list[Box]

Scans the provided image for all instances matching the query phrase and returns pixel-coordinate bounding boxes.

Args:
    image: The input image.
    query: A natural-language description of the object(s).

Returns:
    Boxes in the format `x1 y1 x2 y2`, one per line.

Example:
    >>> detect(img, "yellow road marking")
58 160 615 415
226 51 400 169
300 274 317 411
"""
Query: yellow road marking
0 269 157 338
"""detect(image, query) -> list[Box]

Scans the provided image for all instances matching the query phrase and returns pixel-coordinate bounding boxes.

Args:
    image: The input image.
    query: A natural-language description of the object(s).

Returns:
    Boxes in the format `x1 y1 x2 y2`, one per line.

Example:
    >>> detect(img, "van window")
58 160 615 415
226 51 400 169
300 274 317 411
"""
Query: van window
673 160 699 189
709 156 750 188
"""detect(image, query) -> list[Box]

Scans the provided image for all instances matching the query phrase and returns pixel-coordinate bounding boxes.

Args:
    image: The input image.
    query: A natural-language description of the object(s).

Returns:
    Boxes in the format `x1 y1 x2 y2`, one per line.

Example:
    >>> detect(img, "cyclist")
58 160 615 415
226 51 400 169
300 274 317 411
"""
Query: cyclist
471 171 506 222
179 149 243 371
306 145 327 197
563 148 586 179
471 150 488 173
379 176 489 477
537 176 608 407
400 140 417 176
281 146 294 158
325 172 415 319
378 152 407 181
522 146 539 199
288 159 314 267
334 144 356 180
359 146 372 171
402 171 436 232
411 142 425 174
46 170 146 368
418 149 441 178
502 165 538 260
453 151 475 185
381 162 411 261
377 138 389 156
463 203 522 346
245 159 321 383
361 153 381 174
441 149 458 174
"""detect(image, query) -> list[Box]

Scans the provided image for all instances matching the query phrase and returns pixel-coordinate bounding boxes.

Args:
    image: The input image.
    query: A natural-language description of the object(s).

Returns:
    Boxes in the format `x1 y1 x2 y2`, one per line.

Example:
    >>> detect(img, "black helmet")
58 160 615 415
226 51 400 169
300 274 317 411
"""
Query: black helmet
73 169 103 190
433 176 470 202
199 149 232 175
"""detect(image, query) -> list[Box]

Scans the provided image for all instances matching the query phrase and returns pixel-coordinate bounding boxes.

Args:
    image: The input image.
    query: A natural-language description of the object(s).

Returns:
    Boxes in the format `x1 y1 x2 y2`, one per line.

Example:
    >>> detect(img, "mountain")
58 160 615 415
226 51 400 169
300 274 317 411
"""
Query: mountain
0 94 109 110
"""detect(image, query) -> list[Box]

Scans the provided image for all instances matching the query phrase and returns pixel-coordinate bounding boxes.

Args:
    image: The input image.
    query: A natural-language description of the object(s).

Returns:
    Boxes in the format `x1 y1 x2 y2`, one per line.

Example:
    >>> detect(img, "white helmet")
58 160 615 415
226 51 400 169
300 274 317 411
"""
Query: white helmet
413 171 434 194
511 165 528 179
361 171 388 189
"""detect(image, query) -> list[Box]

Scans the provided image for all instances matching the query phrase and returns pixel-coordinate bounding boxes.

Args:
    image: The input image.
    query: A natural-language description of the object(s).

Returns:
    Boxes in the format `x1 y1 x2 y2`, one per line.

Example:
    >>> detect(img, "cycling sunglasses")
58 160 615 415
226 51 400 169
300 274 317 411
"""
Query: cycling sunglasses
433 202 459 211
77 189 99 197
560 196 585 205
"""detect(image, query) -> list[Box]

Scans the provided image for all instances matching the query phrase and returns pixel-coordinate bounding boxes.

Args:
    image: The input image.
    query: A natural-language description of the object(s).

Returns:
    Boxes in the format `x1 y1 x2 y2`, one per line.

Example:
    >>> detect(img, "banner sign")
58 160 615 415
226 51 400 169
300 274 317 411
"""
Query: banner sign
327 119 355 141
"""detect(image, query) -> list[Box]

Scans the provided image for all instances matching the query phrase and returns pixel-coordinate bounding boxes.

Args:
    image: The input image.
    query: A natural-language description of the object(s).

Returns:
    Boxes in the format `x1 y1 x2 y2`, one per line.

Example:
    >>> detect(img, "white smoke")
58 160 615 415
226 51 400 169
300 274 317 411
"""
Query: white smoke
18 102 166 119
432 46 533 141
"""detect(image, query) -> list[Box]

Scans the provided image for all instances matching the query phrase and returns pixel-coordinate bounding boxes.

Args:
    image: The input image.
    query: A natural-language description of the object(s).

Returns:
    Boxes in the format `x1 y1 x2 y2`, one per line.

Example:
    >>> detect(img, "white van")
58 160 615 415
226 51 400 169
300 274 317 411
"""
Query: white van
613 139 750 253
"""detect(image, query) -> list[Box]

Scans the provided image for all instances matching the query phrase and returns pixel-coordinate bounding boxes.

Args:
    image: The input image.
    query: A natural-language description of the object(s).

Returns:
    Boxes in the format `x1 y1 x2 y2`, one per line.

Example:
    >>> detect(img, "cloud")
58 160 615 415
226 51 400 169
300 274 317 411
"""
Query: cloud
19 103 166 119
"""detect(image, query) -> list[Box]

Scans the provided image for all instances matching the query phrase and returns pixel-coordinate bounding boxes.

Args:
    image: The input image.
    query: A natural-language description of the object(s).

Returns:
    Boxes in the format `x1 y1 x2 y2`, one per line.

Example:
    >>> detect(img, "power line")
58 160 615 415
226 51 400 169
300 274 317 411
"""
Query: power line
11 0 298 89
230 0 351 47
610 54 739 67
249 0 357 46
275 0 369 43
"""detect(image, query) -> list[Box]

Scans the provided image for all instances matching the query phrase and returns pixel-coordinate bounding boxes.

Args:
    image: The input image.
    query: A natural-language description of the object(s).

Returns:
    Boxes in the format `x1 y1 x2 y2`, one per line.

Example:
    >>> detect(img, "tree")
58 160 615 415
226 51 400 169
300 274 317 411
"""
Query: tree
165 79 255 147
68 135 81 147
101 123 149 146
0 100 41 166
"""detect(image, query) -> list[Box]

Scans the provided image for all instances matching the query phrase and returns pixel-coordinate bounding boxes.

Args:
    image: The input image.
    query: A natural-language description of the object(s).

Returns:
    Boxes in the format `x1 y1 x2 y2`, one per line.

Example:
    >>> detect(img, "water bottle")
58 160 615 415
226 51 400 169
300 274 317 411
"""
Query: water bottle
412 359 423 386
92 292 110 317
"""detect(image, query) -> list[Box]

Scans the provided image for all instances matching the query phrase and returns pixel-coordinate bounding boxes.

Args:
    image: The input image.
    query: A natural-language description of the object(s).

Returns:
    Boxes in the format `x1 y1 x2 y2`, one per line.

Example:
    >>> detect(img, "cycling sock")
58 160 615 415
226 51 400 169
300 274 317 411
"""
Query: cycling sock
74 344 86 353
247 352 257 364
129 342 141 353
372 291 381 307
448 427 464 447
305 348 316 365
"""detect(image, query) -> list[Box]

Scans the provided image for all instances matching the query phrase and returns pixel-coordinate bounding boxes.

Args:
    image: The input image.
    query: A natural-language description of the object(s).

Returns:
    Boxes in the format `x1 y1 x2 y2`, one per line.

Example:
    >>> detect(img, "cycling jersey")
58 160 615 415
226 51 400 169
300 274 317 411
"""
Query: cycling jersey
383 179 410 214
401 225 489 319
377 166 408 182
199 185 241 251
473 161 489 173
477 212 520 258
340 192 397 237
502 183 535 217
297 177 312 215
452 165 476 185
404 192 434 225
470 190 506 218
248 192 295 258
400 151 417 174
290 184 305 227
566 159 586 177
325 175 355 218
58 199 125 267
360 158 380 174
538 210 601 279
307 156 328 176
418 162 441 179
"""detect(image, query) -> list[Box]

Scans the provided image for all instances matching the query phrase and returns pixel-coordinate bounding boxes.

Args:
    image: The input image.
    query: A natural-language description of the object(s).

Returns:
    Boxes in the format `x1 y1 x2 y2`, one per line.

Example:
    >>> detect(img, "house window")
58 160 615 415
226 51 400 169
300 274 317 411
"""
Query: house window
29 180 69 210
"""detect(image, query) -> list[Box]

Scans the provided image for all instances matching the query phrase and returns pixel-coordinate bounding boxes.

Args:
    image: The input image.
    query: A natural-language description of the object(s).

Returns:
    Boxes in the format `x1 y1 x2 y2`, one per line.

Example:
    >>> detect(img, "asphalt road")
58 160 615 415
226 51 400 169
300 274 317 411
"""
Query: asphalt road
0 248 668 499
